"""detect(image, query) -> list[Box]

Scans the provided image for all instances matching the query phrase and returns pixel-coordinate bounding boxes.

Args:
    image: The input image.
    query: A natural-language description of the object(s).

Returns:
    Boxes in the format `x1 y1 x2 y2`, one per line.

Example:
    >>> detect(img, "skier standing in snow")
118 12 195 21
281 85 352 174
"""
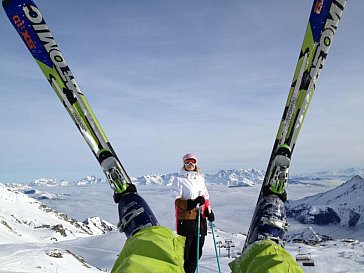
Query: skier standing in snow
171 153 215 273
110 153 303 273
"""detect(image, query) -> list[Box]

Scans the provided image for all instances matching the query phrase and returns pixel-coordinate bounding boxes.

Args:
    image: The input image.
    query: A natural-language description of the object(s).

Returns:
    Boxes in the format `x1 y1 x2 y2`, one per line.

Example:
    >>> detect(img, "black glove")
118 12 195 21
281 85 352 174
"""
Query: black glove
205 209 215 222
187 196 205 210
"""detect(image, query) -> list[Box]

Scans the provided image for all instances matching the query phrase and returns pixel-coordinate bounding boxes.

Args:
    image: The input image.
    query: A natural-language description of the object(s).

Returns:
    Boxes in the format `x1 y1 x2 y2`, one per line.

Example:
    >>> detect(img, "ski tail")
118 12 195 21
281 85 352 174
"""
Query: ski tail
243 0 347 251
3 0 133 191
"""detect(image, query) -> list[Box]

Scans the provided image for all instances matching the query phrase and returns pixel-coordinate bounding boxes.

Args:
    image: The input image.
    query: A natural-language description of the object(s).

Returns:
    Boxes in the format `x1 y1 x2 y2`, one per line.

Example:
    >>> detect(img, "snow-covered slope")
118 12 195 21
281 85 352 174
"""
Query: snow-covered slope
0 183 115 244
0 245 104 273
287 225 324 244
0 183 116 272
286 175 364 227
2 173 364 272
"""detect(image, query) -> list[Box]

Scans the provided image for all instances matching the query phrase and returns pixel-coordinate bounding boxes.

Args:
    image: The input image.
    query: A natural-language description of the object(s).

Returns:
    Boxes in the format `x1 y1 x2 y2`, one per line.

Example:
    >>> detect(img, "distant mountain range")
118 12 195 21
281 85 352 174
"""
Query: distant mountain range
292 167 364 181
15 168 266 188
14 167 364 189
28 176 104 187
205 169 264 187
20 170 364 229
286 175 364 227
133 168 265 187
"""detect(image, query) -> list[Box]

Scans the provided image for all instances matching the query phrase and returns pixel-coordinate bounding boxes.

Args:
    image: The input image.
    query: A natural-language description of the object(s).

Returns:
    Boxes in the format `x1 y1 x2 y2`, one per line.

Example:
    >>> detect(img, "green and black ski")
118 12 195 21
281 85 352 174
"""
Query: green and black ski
243 0 347 250
3 0 133 194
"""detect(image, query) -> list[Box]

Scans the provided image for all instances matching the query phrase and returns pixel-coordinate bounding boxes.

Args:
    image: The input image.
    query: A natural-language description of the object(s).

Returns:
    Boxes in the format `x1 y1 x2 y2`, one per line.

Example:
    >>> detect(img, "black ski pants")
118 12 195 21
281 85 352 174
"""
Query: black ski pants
183 235 205 273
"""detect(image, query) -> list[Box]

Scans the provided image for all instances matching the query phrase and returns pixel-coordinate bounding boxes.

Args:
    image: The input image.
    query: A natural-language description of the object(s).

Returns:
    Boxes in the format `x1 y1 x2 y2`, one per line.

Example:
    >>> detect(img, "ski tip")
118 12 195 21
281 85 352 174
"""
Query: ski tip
2 0 12 8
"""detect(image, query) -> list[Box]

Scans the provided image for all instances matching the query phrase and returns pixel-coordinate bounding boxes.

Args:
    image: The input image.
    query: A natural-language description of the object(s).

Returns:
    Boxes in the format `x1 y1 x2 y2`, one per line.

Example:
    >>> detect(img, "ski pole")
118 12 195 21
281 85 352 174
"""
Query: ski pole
196 204 201 273
210 221 221 273
196 192 203 273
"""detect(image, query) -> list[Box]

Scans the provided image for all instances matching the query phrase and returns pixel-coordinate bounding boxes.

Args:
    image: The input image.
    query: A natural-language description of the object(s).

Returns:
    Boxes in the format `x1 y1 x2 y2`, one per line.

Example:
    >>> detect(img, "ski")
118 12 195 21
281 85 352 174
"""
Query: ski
2 0 133 193
243 0 347 250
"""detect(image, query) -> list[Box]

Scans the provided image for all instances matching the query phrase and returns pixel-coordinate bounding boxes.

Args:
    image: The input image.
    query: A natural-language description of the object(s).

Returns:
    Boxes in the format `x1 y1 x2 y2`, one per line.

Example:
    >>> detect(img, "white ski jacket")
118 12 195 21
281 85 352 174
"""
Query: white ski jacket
171 168 209 200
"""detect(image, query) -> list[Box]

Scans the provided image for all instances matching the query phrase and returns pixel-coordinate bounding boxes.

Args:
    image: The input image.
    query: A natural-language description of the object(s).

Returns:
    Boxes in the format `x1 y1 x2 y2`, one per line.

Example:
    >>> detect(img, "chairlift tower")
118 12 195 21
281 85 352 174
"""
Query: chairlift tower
225 239 235 258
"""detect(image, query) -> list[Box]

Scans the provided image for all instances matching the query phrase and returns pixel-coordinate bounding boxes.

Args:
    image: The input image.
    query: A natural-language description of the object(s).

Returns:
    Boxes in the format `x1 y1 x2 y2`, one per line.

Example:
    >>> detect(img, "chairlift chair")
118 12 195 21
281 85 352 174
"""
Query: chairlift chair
302 259 315 267
295 253 315 266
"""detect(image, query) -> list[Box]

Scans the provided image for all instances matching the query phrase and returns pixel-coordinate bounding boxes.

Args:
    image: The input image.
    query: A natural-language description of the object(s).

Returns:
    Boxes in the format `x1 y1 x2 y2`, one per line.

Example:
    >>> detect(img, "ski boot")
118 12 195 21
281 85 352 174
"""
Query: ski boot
246 194 289 247
117 192 159 238
264 144 291 201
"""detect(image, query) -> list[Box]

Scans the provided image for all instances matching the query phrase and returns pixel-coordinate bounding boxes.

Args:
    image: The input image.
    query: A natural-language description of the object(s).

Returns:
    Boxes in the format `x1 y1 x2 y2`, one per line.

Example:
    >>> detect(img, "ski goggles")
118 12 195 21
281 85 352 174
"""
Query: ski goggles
184 159 197 166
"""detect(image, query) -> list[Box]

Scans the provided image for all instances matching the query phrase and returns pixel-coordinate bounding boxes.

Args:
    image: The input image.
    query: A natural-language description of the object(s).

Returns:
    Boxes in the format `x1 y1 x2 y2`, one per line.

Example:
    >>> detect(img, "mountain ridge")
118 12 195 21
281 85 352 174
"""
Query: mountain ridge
19 167 364 188
286 175 364 227
15 168 266 188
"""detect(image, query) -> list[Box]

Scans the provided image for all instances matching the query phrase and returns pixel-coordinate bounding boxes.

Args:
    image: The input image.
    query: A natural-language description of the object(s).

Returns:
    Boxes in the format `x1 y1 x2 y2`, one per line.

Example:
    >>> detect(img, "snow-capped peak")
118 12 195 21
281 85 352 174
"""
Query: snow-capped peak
27 176 105 187
83 216 116 235
131 168 265 187
24 168 265 188
205 168 264 187
286 175 364 227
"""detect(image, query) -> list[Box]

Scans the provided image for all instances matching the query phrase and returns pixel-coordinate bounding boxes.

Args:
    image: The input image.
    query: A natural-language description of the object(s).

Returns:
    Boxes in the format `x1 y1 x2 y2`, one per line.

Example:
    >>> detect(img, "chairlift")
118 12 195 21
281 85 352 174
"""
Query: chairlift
302 259 315 267
296 247 315 267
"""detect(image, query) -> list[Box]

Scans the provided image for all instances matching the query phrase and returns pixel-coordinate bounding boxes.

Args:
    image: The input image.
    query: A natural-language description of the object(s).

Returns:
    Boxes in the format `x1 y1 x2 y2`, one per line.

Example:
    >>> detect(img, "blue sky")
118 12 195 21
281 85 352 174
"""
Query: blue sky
0 1 363 183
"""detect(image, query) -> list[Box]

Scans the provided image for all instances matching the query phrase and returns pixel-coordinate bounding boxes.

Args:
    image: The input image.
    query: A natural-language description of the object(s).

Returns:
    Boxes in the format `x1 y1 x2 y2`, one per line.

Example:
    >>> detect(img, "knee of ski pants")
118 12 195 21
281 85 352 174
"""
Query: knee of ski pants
184 236 205 261
229 240 304 273
111 226 186 273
